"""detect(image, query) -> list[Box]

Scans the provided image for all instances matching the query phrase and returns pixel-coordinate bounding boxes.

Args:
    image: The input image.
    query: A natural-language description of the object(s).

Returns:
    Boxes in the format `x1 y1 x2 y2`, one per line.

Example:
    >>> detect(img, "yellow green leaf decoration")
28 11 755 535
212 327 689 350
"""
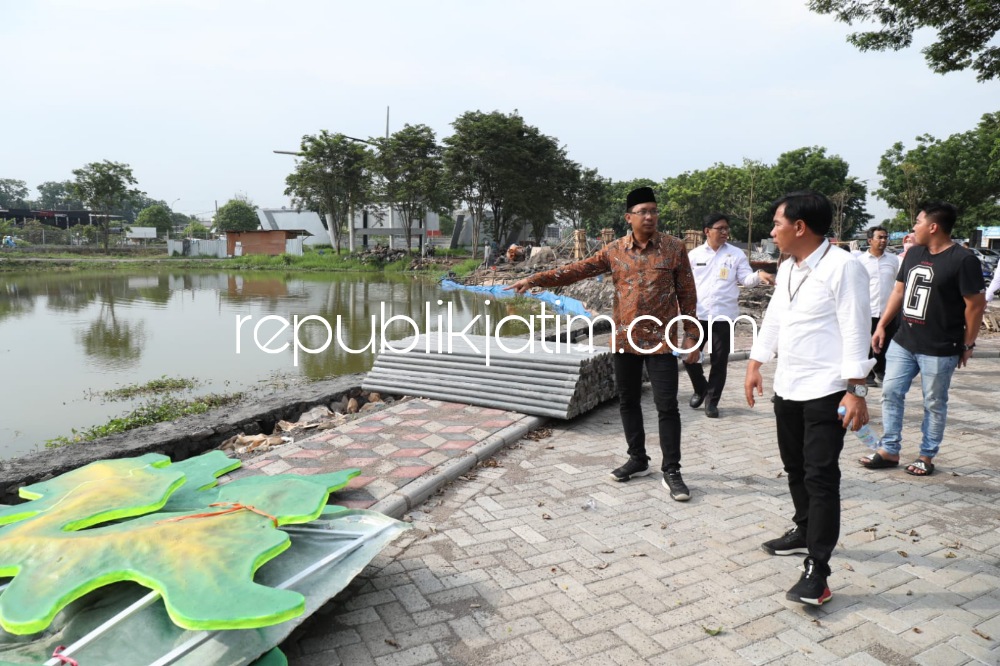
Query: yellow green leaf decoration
0 452 359 635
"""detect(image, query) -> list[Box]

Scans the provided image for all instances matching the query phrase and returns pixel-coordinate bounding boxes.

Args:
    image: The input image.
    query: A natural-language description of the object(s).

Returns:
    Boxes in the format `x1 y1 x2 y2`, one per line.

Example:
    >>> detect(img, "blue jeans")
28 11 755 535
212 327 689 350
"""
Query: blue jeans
880 341 959 459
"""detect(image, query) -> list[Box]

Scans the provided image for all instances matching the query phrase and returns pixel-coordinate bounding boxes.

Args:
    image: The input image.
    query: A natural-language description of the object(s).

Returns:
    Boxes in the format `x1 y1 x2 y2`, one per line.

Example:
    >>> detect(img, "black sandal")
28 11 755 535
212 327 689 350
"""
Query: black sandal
905 460 935 476
859 452 899 469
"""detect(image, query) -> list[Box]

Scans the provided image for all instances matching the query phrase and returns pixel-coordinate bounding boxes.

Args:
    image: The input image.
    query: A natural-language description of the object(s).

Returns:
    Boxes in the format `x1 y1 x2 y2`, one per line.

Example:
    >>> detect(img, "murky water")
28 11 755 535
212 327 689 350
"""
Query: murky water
0 270 538 458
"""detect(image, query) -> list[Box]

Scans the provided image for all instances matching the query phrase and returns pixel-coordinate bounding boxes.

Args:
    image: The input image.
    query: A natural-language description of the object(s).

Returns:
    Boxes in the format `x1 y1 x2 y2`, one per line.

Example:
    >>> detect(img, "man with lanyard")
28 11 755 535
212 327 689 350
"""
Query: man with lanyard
862 202 986 476
745 191 873 606
852 226 899 386
508 187 700 501
686 213 774 418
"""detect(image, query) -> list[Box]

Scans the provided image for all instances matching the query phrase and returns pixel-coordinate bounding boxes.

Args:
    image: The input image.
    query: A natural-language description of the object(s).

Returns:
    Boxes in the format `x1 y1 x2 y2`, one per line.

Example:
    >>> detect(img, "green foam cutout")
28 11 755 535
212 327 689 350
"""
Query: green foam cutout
0 452 361 634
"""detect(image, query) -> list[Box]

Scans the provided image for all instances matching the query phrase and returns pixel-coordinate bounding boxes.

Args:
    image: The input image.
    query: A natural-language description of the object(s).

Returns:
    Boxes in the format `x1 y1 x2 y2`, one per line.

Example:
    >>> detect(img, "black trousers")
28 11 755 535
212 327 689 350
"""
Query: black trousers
869 317 898 379
773 391 846 566
613 352 681 471
684 319 732 409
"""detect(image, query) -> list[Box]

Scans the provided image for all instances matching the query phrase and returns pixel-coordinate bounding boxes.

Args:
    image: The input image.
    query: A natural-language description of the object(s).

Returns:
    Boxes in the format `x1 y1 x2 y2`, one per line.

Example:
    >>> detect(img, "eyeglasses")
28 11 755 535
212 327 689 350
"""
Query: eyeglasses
709 227 730 233
628 208 659 217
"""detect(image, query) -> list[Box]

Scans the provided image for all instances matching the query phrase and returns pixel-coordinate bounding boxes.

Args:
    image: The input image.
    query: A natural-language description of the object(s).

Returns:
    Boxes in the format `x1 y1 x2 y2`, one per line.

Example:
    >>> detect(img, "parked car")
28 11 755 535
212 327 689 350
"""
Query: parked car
967 247 997 278
970 247 998 272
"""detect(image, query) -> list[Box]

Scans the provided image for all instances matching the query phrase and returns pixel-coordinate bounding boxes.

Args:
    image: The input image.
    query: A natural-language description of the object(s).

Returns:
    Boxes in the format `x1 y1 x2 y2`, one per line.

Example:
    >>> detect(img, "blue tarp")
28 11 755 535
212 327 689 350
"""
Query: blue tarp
439 279 593 317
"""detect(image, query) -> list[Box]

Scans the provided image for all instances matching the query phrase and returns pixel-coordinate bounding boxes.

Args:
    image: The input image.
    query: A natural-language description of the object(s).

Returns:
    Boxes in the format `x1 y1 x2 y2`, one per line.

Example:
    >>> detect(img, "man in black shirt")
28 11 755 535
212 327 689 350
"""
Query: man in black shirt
862 202 986 476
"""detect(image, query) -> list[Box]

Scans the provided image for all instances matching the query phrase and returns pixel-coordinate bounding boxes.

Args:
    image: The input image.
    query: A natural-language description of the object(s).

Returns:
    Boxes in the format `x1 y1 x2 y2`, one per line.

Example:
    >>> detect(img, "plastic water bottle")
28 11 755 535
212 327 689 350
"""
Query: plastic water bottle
838 406 879 450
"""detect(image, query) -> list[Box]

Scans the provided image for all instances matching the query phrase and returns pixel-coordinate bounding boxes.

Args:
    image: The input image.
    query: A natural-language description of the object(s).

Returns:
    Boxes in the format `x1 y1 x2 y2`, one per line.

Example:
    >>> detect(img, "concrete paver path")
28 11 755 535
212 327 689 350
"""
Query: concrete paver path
275 356 1000 665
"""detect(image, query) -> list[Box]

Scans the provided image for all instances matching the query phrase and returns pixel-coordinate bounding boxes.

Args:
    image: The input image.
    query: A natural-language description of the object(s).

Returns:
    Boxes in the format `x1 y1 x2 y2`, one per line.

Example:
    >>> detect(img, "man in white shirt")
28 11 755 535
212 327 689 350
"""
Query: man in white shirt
686 213 774 418
986 268 1000 303
744 191 874 607
852 226 900 386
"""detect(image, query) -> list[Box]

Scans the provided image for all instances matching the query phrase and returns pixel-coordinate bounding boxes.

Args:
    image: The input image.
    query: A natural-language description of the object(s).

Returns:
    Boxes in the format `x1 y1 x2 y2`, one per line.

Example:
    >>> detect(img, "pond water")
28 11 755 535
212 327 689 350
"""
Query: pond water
0 270 540 458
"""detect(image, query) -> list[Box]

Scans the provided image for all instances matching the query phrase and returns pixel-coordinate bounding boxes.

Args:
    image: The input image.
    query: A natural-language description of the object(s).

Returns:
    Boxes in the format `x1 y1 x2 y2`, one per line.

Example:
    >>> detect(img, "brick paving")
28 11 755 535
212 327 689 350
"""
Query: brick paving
273 350 1000 665
228 399 539 512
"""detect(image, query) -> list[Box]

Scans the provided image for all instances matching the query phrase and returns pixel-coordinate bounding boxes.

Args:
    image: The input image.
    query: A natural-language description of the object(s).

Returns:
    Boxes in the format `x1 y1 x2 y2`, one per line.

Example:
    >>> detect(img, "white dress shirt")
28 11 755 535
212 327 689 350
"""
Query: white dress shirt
851 249 899 317
750 240 876 401
987 270 1000 303
688 241 761 321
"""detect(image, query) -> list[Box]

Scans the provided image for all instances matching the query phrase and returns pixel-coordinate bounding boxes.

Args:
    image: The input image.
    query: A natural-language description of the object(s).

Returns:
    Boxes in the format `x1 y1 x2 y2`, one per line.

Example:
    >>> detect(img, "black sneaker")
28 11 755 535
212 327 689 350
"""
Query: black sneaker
761 527 809 556
609 457 650 482
661 468 690 501
786 556 832 606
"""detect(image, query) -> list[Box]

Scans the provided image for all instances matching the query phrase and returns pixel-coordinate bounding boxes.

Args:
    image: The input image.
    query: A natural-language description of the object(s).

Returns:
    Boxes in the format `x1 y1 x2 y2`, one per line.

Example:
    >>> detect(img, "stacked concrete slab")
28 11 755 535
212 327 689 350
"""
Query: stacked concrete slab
362 334 615 419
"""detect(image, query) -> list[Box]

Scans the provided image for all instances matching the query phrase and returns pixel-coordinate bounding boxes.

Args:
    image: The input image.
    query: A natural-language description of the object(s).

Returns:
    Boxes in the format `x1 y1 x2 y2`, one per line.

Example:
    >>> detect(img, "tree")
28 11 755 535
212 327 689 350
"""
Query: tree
558 166 609 232
0 179 30 209
661 165 765 242
808 0 1000 82
770 146 850 196
285 131 374 253
36 181 84 210
770 146 869 237
214 198 259 232
71 161 144 253
876 111 1000 236
371 124 450 250
442 121 490 257
183 221 210 238
730 159 772 252
116 193 167 224
171 212 196 232
135 204 173 237
511 127 573 245
829 178 872 240
443 110 566 248
876 141 929 224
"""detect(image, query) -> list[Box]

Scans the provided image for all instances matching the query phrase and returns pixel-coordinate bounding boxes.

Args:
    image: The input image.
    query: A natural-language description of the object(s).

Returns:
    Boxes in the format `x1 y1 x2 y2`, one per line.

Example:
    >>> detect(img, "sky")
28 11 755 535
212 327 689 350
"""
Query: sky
2 0 997 223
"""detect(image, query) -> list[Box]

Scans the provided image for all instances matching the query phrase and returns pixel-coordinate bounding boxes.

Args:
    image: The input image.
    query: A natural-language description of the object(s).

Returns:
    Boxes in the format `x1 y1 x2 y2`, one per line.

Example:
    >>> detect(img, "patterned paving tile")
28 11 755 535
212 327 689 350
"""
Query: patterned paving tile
231 398 529 510
391 448 433 457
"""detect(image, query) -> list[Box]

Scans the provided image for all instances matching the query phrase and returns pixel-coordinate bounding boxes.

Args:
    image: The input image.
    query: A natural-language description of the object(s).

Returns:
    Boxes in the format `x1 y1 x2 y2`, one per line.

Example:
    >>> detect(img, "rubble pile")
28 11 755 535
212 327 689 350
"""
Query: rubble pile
219 389 402 459
352 245 410 265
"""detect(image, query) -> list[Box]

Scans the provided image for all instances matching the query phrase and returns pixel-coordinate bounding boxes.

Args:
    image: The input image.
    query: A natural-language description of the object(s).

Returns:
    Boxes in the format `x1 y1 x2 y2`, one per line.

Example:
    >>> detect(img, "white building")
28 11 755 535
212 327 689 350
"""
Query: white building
976 225 1000 249
452 209 564 248
258 207 440 250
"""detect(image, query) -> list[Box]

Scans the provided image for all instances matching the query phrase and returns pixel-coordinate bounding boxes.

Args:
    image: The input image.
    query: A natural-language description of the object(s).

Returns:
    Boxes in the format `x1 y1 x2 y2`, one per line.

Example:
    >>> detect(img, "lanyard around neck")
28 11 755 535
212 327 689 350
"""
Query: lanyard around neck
788 243 833 304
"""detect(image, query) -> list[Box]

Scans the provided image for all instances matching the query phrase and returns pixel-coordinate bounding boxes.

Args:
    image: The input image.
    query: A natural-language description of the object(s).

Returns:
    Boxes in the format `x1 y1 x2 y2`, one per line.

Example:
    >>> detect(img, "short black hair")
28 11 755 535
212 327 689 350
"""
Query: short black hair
867 226 888 240
703 213 729 230
769 191 832 236
919 201 958 234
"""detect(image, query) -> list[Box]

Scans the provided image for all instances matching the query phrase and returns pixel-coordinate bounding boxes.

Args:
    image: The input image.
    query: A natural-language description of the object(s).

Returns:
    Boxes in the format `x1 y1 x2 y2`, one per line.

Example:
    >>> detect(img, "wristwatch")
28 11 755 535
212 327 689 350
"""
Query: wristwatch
962 343 976 351
846 383 868 398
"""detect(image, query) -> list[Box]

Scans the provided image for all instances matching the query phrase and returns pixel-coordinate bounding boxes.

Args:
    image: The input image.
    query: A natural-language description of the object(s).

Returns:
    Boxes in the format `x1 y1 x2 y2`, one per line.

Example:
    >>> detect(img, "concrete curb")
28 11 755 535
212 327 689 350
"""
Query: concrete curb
369 414 548 519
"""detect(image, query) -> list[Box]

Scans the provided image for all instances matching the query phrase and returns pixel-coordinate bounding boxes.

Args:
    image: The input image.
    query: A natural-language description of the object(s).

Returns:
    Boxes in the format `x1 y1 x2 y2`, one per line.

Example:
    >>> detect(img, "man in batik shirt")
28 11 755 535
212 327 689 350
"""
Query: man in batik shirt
508 187 700 501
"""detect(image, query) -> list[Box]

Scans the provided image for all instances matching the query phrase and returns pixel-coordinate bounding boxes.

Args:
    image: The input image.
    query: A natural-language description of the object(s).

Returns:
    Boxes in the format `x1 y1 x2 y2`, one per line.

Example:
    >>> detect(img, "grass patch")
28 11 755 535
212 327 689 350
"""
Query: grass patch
102 376 199 401
2 246 474 274
46 393 246 447
450 258 482 277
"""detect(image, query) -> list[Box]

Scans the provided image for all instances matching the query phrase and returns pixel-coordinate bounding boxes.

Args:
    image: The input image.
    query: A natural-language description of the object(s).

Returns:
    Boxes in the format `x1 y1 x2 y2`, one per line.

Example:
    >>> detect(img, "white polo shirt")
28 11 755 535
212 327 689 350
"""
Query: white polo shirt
751 240 875 401
688 241 761 321
851 249 899 318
